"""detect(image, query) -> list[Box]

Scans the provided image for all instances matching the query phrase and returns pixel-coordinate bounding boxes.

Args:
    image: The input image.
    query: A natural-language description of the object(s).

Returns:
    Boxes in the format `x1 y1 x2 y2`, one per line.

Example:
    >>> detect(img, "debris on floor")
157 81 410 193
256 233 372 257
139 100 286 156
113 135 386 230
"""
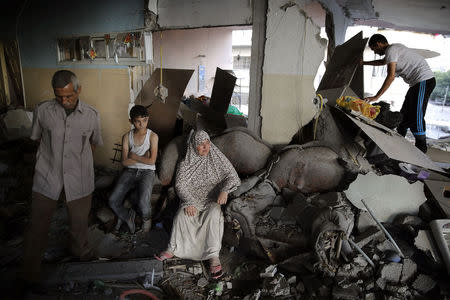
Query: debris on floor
1 74 450 300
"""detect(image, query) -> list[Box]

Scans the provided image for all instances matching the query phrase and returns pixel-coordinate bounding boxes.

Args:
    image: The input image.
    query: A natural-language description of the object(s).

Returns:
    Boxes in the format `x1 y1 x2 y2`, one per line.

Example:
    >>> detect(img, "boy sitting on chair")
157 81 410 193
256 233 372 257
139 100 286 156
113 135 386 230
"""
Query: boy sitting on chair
109 105 158 233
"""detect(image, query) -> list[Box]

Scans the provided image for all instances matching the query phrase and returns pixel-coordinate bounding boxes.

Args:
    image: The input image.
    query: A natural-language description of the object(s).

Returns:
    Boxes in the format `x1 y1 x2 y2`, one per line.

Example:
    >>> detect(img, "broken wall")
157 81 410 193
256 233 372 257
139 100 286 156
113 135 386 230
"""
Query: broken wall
157 0 252 29
17 0 146 168
261 0 327 144
152 27 234 97
318 0 350 46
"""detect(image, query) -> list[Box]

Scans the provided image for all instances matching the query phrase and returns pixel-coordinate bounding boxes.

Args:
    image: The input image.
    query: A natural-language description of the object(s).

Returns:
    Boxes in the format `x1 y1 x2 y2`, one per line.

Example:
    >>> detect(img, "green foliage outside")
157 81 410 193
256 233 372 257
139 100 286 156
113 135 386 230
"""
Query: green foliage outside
431 70 450 101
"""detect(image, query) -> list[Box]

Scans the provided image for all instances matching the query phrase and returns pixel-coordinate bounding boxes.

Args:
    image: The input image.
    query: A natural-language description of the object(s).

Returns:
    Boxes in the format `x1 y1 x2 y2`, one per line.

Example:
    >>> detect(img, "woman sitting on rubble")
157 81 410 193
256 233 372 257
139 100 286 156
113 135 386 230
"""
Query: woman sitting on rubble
155 130 240 279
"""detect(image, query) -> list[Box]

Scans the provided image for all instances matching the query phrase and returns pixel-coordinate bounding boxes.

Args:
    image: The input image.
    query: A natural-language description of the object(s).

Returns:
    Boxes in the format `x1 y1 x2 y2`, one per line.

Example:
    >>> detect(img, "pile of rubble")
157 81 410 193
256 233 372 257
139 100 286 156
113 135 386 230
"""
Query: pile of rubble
0 94 449 299
155 99 449 299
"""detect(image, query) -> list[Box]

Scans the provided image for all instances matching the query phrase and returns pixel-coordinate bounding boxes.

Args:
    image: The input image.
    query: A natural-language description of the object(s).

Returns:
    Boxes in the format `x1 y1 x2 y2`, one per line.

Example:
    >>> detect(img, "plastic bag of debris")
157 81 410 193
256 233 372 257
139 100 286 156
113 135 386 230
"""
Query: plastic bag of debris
337 96 380 119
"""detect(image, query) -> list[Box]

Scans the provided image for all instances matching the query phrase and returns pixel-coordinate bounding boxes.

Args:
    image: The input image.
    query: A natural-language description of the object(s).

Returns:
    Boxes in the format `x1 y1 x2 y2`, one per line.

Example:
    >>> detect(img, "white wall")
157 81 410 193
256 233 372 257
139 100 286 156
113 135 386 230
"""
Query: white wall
153 27 234 96
260 0 327 144
158 0 252 29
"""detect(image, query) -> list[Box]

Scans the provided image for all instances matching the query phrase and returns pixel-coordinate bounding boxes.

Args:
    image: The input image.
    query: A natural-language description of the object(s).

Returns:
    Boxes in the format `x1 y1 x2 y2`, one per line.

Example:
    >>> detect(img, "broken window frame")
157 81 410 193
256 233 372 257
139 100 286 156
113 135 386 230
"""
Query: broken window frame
56 31 147 66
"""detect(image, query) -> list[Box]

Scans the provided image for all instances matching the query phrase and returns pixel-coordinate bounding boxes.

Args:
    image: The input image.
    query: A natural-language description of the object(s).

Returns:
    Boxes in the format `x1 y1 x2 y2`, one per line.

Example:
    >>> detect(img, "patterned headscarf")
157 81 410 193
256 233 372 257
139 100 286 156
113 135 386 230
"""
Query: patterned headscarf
175 130 241 210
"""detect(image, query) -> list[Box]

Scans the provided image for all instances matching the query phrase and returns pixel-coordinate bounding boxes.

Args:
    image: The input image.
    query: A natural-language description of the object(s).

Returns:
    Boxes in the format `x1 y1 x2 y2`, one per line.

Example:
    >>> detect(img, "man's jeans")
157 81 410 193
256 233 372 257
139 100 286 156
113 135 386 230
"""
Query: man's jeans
109 168 155 222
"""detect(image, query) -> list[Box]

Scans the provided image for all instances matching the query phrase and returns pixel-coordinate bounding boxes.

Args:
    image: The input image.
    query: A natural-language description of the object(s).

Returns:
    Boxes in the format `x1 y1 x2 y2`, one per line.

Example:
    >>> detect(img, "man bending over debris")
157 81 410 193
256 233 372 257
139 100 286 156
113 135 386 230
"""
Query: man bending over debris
22 70 103 286
362 34 436 153
109 105 158 233
155 130 240 279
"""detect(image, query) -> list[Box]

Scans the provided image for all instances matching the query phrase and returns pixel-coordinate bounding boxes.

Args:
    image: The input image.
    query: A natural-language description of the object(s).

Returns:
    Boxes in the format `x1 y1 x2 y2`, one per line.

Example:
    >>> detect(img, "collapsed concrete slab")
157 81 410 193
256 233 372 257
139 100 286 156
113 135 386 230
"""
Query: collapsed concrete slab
345 172 427 223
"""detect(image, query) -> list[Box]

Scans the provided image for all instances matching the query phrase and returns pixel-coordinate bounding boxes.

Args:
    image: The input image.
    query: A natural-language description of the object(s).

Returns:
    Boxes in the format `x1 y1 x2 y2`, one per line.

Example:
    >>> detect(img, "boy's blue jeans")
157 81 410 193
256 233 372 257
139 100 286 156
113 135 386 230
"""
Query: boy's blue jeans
109 168 155 222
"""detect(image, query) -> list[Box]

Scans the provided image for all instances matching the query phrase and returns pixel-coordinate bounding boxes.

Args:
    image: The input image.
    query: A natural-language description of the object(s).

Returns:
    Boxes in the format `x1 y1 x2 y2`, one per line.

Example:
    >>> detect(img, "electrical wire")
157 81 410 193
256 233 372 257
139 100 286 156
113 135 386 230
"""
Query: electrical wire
159 31 163 86
313 93 324 140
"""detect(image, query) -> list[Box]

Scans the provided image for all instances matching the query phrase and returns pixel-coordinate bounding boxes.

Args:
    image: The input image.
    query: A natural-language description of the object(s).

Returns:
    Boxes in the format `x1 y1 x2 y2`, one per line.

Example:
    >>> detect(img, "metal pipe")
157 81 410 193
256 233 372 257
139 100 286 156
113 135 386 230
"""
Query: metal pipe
361 199 405 258
347 238 375 268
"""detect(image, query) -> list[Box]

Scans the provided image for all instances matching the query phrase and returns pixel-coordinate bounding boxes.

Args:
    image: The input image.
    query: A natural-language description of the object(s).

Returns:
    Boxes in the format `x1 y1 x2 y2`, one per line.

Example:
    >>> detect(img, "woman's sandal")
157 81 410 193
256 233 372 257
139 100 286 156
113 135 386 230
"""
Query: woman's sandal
154 251 174 262
210 264 224 279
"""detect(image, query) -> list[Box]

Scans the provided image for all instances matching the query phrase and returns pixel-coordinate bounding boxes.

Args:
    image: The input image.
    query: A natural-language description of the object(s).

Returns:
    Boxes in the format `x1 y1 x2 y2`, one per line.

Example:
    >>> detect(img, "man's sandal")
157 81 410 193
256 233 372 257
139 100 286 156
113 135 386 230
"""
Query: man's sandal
154 251 174 261
210 264 224 279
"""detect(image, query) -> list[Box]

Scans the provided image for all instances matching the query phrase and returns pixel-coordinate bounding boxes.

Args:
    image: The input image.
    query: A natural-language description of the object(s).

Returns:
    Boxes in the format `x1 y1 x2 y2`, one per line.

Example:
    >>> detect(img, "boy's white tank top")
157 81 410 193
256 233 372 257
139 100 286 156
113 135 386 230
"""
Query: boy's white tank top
128 129 155 170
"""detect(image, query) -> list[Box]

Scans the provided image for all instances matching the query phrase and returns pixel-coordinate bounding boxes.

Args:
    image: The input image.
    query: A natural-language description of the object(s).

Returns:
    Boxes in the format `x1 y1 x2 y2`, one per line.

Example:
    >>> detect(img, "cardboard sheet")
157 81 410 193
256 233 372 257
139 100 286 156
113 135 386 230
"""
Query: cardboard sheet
340 110 443 172
135 68 194 146
317 32 367 103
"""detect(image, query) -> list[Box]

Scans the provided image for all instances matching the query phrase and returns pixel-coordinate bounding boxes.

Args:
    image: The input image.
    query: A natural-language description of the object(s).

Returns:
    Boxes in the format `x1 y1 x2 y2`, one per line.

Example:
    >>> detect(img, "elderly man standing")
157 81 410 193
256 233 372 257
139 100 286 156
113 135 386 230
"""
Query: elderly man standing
21 70 103 285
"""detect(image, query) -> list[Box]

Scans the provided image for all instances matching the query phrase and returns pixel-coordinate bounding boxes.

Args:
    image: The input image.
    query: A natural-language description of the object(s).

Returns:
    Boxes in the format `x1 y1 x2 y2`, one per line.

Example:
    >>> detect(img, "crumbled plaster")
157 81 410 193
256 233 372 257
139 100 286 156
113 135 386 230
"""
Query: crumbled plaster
345 173 427 223
157 0 252 29
261 0 327 144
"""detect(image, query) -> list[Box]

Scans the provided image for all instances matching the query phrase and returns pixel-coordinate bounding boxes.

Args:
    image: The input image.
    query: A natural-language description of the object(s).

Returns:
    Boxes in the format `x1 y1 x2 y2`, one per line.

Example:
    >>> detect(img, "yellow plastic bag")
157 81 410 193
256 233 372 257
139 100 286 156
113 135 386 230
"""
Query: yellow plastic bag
336 96 380 119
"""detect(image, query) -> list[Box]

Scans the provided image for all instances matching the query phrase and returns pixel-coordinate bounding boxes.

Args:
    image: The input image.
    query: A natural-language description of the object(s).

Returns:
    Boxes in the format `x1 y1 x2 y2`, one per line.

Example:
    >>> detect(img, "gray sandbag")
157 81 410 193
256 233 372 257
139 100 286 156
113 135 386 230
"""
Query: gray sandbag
267 144 346 193
158 128 273 186
212 128 272 175
229 175 260 198
226 180 277 237
158 135 187 186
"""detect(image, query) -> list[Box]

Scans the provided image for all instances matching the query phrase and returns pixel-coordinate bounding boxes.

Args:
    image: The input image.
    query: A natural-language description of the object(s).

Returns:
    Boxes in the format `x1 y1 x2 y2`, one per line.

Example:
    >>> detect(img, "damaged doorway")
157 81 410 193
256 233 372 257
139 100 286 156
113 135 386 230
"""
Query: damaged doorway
232 28 252 116
152 26 252 118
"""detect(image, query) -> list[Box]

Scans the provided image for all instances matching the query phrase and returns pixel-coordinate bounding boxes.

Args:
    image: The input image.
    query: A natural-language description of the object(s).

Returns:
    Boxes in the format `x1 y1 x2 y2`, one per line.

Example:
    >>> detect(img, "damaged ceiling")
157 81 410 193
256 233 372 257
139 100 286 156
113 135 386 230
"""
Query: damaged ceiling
339 0 450 35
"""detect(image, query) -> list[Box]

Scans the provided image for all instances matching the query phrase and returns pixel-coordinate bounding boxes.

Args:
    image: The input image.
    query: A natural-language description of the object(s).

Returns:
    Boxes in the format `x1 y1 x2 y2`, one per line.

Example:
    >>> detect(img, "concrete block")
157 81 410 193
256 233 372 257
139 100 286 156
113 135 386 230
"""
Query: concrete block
364 279 375 290
376 277 386 290
376 240 396 252
380 263 403 283
385 284 408 294
364 293 376 300
400 259 417 283
412 274 436 294
336 264 366 279
332 284 361 299
353 254 368 267
356 211 377 233
42 259 163 285
354 226 384 248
